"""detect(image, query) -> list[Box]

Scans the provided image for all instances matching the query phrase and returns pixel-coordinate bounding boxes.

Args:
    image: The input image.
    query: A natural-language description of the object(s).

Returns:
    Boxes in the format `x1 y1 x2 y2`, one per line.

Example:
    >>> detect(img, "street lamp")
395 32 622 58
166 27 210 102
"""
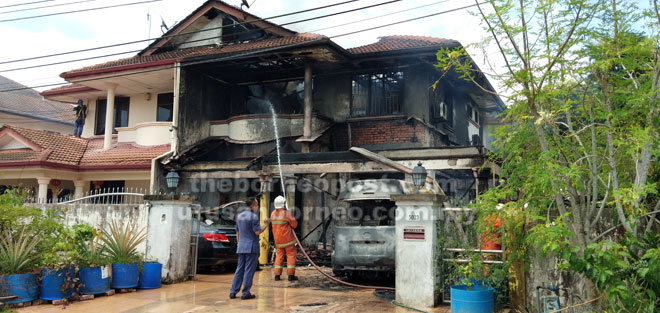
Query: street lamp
412 162 427 190
165 169 180 195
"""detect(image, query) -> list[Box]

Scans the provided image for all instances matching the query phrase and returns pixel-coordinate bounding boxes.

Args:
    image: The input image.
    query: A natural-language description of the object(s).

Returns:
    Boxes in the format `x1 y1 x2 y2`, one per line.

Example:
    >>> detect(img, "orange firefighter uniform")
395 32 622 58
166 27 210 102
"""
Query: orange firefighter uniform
270 207 298 277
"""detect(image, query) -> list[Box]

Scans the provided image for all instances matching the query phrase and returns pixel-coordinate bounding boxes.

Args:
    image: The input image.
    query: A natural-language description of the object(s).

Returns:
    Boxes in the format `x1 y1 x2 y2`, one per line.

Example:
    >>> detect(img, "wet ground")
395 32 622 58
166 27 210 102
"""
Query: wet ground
16 265 451 313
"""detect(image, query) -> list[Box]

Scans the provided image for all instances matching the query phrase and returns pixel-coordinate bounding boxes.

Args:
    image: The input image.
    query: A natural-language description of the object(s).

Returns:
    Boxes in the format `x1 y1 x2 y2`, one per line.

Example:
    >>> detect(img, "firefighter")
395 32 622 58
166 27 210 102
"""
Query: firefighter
270 195 298 281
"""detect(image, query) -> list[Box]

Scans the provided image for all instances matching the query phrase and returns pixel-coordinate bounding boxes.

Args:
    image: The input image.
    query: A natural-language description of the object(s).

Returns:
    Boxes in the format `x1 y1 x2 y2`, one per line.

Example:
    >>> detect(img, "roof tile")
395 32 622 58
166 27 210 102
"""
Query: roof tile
62 33 324 77
347 35 458 54
0 125 169 169
0 75 76 124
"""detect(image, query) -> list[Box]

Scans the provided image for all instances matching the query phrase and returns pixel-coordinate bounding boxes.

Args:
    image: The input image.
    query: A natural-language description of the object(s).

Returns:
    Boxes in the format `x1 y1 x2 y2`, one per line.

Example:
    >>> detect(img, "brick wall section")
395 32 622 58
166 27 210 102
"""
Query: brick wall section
348 116 427 146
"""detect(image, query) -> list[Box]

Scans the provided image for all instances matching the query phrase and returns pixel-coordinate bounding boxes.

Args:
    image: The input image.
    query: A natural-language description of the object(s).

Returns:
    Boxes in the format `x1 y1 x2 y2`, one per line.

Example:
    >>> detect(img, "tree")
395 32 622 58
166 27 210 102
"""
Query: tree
436 0 660 310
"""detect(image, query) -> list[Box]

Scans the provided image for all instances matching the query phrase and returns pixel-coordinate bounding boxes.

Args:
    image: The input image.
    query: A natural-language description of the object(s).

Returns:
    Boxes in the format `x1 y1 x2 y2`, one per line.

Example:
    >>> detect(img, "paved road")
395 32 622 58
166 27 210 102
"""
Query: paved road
18 266 450 312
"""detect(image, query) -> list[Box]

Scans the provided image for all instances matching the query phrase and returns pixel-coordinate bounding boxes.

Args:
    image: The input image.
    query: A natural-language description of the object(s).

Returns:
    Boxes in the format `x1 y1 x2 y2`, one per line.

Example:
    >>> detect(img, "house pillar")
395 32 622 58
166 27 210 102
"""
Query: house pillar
73 180 85 199
104 82 117 150
302 62 313 153
37 177 50 203
258 175 271 265
284 176 297 210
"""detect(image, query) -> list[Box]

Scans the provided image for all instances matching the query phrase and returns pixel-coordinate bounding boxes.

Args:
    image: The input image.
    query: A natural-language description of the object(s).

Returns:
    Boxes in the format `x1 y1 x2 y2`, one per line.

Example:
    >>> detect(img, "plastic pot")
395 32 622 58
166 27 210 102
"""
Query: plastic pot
450 284 494 313
138 262 162 289
0 273 39 304
111 263 138 289
79 265 112 295
40 267 74 300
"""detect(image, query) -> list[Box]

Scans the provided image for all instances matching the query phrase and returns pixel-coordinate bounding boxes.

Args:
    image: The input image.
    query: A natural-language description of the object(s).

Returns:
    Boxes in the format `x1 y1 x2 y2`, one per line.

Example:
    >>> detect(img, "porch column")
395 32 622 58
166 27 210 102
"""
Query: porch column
104 82 117 149
37 177 50 204
284 176 297 213
73 180 85 199
258 175 272 265
302 62 313 153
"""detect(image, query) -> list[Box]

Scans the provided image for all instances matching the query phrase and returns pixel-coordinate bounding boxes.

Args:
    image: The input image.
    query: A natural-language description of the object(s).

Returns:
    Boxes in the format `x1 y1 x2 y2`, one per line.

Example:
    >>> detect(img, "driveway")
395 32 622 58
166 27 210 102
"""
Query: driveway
17 266 450 313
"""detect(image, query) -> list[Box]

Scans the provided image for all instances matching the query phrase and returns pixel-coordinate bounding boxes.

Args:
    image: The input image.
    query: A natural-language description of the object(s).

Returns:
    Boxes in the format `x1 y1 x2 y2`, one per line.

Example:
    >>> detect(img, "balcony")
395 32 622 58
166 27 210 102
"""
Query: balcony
116 122 171 146
209 113 330 143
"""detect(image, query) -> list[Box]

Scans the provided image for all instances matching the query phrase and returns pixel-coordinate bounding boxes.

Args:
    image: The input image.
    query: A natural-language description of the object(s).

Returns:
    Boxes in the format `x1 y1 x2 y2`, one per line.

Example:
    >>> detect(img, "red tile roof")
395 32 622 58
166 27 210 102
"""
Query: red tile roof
80 138 170 167
5 125 87 165
0 125 169 170
0 75 76 124
347 35 458 54
61 33 325 78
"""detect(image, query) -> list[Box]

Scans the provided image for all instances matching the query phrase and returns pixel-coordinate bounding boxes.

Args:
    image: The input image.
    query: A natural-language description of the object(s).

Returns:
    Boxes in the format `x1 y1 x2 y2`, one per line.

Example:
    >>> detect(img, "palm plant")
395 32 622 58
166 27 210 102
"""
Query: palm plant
100 221 146 264
0 227 42 275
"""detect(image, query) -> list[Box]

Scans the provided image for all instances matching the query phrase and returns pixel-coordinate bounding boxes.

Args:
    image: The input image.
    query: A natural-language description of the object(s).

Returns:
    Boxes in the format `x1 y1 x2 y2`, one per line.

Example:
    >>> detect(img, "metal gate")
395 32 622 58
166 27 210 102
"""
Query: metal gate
189 204 202 278
440 207 504 304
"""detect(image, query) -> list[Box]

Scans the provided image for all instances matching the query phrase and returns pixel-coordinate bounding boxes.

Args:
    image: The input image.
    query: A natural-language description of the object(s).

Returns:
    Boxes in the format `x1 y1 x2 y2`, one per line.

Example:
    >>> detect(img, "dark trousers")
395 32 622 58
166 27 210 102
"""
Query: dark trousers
230 253 259 297
74 122 84 137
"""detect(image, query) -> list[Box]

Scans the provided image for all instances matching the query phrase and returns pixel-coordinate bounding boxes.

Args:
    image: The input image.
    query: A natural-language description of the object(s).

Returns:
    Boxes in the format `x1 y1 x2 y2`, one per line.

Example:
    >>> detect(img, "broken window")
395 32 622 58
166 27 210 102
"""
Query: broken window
430 82 453 124
95 97 130 135
244 80 304 114
351 71 403 117
338 200 396 226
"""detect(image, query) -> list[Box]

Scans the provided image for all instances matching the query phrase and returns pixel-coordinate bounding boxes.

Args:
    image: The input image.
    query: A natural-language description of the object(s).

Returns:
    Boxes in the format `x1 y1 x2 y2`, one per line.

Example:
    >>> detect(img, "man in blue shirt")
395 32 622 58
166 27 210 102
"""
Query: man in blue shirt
230 197 270 300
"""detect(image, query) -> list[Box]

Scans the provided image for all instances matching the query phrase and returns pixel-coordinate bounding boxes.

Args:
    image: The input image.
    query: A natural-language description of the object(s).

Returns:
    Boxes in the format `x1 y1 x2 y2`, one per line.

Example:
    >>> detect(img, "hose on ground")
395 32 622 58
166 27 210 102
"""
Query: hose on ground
292 231 395 291
391 300 429 313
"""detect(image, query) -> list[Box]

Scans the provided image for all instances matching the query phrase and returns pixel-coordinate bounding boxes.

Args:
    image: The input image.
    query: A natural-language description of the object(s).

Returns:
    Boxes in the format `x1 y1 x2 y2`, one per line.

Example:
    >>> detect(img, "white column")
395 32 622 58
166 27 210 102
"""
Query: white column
37 177 50 204
284 177 298 212
74 180 85 199
392 193 445 308
302 62 313 153
104 82 118 149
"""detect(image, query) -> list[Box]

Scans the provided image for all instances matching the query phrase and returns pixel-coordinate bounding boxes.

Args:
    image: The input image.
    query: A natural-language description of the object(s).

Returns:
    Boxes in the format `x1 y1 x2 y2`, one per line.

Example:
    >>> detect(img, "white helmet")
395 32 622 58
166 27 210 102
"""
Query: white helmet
274 195 286 209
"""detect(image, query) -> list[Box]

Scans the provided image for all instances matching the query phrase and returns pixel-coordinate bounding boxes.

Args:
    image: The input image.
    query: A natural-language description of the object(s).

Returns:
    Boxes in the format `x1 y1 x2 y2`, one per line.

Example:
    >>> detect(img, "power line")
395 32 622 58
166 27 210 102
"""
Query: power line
0 0 99 15
0 0 452 86
0 0 361 65
0 0 403 73
0 0 162 23
0 1 485 93
0 0 55 10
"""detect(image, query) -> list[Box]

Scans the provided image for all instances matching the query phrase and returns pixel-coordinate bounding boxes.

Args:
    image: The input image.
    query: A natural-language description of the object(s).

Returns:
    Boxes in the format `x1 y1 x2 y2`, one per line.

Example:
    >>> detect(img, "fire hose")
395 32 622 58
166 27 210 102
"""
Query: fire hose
291 230 394 291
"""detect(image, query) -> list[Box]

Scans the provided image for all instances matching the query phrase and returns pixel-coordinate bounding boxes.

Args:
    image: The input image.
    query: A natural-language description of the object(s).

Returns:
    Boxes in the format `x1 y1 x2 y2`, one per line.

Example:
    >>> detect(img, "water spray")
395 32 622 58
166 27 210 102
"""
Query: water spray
267 102 393 291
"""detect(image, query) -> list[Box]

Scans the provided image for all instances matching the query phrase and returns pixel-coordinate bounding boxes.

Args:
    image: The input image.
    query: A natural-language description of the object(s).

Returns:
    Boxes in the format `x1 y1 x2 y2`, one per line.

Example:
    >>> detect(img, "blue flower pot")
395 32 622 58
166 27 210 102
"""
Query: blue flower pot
40 267 74 300
0 273 39 303
111 263 138 289
79 266 112 295
138 262 162 289
451 284 494 313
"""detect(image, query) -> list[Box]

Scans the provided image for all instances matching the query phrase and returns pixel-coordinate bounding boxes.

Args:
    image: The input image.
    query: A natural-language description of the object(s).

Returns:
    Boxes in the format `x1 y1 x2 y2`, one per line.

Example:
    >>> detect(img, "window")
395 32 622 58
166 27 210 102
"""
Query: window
430 83 453 124
351 71 403 117
467 102 479 125
157 93 174 122
95 97 130 135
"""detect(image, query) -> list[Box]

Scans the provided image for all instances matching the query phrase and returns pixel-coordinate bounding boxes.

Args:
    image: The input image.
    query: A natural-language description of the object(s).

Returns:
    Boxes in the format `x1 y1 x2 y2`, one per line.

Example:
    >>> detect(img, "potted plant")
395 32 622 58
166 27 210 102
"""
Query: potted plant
137 257 162 289
38 223 78 302
73 224 112 295
450 256 494 313
0 227 42 304
100 221 146 289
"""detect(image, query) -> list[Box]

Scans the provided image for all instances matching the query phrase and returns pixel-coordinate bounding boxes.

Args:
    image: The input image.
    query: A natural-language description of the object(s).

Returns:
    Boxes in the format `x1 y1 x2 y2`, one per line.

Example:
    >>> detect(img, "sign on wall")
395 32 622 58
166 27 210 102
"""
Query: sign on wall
403 227 425 240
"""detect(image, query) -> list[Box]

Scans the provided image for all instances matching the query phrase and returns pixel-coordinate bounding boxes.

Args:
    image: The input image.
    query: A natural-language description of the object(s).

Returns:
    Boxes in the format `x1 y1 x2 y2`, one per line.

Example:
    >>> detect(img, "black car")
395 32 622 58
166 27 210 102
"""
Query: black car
193 215 238 271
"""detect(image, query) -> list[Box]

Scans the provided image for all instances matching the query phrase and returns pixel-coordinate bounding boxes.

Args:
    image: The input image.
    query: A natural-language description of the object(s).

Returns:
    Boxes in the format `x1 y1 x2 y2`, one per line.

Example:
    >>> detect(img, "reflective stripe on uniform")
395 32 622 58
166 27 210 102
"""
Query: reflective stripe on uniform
271 221 288 224
274 265 283 268
287 265 296 268
276 240 296 247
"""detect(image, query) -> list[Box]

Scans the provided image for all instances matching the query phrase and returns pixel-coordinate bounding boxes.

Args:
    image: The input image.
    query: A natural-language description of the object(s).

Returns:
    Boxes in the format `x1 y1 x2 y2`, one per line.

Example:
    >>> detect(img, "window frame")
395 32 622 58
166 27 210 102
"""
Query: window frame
94 97 130 135
156 92 174 122
350 70 404 117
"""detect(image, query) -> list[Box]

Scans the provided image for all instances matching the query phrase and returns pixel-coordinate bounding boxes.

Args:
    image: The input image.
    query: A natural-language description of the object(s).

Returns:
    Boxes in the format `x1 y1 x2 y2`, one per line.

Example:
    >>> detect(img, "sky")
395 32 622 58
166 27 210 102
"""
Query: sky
0 0 504 94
